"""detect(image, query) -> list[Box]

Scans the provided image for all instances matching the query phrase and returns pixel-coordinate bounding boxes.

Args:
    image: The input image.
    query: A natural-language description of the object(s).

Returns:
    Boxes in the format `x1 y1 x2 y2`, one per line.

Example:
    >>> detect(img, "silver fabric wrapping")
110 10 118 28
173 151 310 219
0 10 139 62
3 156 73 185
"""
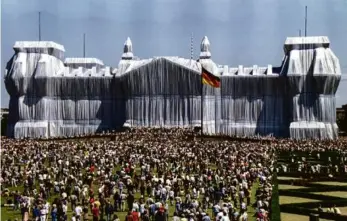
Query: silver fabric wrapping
4 37 341 139
282 37 341 139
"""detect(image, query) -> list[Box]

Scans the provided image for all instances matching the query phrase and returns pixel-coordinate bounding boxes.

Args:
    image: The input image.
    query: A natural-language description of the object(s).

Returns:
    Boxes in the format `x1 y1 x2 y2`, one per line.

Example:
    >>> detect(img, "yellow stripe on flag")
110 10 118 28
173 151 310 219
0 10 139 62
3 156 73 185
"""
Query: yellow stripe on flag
202 78 209 85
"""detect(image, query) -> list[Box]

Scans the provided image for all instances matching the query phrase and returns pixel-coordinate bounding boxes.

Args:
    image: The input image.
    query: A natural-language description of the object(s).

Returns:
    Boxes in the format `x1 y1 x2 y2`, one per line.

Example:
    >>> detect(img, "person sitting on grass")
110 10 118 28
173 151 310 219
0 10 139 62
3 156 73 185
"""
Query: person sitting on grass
333 205 341 215
327 206 333 213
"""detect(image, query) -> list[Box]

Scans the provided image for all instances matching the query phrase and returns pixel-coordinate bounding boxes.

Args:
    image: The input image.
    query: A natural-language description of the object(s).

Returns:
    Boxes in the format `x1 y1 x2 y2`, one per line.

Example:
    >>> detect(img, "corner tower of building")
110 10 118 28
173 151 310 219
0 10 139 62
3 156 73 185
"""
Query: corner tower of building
281 36 341 139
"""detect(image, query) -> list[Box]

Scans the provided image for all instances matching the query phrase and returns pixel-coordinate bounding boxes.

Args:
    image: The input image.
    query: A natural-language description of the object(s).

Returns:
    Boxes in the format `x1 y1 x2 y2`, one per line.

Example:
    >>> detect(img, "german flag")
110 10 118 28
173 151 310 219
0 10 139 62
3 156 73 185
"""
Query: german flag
202 66 220 88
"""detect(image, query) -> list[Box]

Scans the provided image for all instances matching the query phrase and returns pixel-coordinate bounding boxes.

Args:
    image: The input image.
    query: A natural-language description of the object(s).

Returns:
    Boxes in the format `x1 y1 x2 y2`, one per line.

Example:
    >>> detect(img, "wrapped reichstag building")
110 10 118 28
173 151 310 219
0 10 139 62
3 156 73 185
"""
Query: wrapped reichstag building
4 36 341 139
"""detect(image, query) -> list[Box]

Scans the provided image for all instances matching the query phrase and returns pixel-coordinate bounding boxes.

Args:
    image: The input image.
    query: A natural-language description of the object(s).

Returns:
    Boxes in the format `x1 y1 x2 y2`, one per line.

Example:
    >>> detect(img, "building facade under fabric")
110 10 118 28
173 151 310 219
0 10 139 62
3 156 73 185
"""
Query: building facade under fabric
4 36 341 139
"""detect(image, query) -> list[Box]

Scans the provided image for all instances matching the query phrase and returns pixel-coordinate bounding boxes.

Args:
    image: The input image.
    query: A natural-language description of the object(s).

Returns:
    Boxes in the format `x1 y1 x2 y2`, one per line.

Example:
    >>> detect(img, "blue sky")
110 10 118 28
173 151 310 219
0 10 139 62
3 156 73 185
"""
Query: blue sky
1 0 347 108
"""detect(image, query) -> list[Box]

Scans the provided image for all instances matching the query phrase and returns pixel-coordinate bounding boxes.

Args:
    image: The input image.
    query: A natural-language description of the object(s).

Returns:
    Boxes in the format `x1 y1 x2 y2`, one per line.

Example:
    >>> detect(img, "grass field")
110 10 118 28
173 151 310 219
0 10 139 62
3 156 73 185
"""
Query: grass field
280 213 335 221
277 177 301 181
311 191 347 198
281 212 309 221
279 196 320 205
277 184 308 190
1 173 261 221
278 177 347 220
310 182 347 186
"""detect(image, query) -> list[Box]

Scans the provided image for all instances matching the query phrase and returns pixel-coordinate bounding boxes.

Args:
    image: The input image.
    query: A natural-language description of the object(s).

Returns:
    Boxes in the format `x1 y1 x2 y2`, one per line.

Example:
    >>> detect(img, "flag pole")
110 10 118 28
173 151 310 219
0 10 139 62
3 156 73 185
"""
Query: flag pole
83 33 86 58
305 6 308 37
190 33 194 60
38 12 41 41
201 66 204 139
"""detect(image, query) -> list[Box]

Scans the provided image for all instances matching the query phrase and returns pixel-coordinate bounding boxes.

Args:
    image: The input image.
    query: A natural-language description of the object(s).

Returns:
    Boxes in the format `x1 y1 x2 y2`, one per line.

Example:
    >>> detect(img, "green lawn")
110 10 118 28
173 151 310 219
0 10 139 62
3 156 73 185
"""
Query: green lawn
280 213 335 221
311 191 347 199
281 212 309 221
310 182 347 186
278 176 347 220
1 174 260 221
278 184 308 190
279 196 320 205
277 177 301 181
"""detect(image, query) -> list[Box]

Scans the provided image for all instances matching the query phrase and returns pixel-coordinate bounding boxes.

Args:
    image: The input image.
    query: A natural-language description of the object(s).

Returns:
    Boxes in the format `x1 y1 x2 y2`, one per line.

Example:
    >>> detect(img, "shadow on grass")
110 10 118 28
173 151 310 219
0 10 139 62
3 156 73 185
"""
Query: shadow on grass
278 178 347 221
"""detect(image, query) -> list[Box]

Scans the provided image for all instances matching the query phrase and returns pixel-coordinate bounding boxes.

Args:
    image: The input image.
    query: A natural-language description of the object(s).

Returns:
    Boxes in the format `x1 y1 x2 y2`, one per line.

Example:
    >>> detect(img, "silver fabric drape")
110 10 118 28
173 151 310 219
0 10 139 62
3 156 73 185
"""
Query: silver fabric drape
4 37 341 139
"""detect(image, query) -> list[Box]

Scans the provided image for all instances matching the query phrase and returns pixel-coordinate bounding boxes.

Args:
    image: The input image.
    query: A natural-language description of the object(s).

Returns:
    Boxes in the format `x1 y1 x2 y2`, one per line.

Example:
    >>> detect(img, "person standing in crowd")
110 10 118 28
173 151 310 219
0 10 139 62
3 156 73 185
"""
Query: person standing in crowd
105 201 114 221
51 204 58 221
125 211 133 221
92 203 100 221
1 128 346 221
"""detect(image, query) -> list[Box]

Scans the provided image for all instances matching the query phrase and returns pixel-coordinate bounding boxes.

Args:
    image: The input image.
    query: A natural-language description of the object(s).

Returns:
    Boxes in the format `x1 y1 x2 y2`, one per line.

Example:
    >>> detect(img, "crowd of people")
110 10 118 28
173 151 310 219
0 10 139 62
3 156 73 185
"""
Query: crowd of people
1 128 347 221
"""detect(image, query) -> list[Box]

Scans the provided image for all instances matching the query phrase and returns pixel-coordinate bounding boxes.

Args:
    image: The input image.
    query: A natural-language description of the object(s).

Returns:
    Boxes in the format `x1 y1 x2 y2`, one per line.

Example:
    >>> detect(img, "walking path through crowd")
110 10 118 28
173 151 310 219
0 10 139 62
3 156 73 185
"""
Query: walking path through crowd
1 128 347 221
